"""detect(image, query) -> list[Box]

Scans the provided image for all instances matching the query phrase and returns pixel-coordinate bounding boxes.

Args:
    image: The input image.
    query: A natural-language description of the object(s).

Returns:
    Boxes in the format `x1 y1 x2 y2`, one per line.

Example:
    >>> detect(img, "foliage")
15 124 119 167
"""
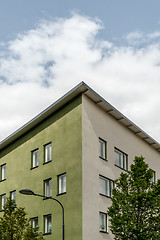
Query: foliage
108 156 160 240
0 198 45 240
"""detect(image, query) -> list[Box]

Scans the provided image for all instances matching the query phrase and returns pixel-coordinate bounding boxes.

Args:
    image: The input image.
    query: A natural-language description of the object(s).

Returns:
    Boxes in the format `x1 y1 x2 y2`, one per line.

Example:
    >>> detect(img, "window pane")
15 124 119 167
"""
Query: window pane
59 174 66 194
44 217 47 233
49 179 52 196
123 154 127 170
44 179 52 197
31 217 38 233
120 153 123 168
151 170 156 183
99 212 107 232
47 218 51 233
106 178 110 197
99 177 106 195
1 165 6 180
44 215 51 234
1 194 6 210
32 150 39 168
99 176 114 198
10 191 16 203
110 181 114 197
45 143 52 163
115 151 120 166
99 139 106 159
115 148 128 170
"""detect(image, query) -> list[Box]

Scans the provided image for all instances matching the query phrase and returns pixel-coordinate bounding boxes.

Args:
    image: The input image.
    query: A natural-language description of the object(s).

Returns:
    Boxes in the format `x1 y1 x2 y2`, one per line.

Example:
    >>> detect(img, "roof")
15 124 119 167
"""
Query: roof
1 81 160 152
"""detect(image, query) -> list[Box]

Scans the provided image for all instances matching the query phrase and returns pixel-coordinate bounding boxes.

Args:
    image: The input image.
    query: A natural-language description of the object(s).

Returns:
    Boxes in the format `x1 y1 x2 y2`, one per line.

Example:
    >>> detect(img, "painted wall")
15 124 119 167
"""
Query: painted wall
1 91 160 240
0 95 82 240
82 94 160 240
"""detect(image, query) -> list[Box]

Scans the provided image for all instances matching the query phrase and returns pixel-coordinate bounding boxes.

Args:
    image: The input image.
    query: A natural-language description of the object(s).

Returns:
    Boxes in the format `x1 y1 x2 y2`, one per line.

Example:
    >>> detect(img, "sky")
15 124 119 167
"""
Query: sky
1 0 160 143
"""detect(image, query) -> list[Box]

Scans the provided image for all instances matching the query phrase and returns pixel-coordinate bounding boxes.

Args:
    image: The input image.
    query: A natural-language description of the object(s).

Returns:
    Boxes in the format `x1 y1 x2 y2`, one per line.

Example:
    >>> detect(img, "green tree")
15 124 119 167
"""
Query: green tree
108 156 160 240
0 198 45 240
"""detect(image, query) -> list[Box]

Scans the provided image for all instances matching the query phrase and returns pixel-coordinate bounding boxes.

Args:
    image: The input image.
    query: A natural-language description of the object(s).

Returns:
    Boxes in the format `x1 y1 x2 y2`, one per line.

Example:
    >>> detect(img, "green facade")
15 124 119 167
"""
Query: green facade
0 95 82 240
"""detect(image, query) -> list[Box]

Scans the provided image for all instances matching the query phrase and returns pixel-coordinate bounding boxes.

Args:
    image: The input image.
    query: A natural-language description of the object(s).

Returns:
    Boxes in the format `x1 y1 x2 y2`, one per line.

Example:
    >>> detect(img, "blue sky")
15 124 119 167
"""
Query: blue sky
1 0 160 142
1 0 160 43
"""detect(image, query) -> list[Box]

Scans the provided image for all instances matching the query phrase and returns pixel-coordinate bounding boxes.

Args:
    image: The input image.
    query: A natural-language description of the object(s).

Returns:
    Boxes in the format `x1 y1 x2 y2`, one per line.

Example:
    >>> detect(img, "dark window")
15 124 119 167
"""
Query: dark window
44 143 52 163
44 178 52 197
115 148 128 170
44 214 52 234
0 164 6 181
0 194 6 211
99 138 106 160
31 217 38 234
58 173 66 195
99 212 108 232
31 149 39 168
10 190 16 203
99 175 114 198
151 170 156 183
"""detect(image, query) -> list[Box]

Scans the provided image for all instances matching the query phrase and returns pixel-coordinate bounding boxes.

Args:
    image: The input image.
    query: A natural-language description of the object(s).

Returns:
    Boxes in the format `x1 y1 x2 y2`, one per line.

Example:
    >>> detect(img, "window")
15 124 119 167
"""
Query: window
31 149 39 168
31 217 38 233
99 175 114 198
44 214 52 234
58 173 66 195
44 143 52 163
0 194 6 211
99 138 106 160
99 212 108 233
151 170 156 183
115 148 128 170
44 179 52 197
1 164 6 181
10 191 16 203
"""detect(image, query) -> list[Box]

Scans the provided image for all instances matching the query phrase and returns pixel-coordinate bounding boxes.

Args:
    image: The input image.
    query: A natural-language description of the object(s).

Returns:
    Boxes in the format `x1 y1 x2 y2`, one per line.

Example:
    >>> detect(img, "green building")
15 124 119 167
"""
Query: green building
0 82 160 240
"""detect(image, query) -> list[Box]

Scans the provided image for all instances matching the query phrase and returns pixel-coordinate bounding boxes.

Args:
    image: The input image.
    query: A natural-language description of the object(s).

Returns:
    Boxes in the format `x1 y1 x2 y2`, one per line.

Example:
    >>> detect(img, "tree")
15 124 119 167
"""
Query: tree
108 156 160 240
0 198 45 240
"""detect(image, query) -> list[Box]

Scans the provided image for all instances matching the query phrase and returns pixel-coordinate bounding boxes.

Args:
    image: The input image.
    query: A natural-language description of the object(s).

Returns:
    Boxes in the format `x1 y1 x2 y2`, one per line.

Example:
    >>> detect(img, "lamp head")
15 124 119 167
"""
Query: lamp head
19 189 35 195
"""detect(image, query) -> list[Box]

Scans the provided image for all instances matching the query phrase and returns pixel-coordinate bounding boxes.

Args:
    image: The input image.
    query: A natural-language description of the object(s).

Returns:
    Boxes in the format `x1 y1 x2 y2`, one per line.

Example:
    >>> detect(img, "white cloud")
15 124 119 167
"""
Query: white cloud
125 30 160 46
1 14 160 143
125 31 144 45
148 31 160 39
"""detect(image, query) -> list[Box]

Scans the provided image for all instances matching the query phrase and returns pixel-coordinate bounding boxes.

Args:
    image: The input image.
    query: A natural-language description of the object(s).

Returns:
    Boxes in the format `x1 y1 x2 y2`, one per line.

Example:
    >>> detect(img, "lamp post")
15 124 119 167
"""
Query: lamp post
19 189 65 240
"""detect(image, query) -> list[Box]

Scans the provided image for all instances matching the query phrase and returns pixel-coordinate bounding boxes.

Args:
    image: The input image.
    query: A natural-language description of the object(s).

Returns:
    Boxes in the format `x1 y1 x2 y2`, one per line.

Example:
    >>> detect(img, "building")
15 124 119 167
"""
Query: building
0 82 160 240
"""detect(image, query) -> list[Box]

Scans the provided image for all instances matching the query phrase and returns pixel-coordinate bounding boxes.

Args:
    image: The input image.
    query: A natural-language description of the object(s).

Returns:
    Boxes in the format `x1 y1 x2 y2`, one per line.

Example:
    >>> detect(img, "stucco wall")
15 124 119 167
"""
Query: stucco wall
82 94 160 240
0 95 82 240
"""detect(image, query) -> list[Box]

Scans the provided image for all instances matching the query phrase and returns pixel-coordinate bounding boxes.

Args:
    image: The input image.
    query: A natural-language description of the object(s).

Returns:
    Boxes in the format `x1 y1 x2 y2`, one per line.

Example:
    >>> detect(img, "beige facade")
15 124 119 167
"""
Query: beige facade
82 93 160 240
0 82 160 240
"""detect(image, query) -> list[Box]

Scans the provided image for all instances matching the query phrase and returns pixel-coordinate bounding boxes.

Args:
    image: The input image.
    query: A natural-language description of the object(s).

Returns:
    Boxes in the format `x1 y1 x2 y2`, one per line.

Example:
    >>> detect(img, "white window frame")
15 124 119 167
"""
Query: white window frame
58 173 66 194
99 175 114 198
99 138 106 160
32 149 39 168
151 170 156 183
44 214 52 234
1 164 6 181
0 194 6 211
44 178 52 197
10 190 16 203
44 143 52 163
31 217 38 233
115 148 128 170
99 212 108 233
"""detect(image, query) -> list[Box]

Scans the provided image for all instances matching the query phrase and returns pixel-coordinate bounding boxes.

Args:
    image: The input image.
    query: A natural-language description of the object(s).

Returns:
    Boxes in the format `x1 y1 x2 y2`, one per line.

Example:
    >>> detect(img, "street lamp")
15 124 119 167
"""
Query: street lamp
19 189 65 240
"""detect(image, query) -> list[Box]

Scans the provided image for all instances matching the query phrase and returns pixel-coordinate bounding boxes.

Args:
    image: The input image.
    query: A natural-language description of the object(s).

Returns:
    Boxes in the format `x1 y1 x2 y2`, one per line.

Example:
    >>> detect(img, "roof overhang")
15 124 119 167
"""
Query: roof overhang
1 81 160 152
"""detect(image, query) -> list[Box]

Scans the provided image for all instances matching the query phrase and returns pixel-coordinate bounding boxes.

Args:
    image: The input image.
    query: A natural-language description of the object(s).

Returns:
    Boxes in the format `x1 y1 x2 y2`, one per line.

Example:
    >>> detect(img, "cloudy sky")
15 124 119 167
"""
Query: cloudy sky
1 0 160 143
